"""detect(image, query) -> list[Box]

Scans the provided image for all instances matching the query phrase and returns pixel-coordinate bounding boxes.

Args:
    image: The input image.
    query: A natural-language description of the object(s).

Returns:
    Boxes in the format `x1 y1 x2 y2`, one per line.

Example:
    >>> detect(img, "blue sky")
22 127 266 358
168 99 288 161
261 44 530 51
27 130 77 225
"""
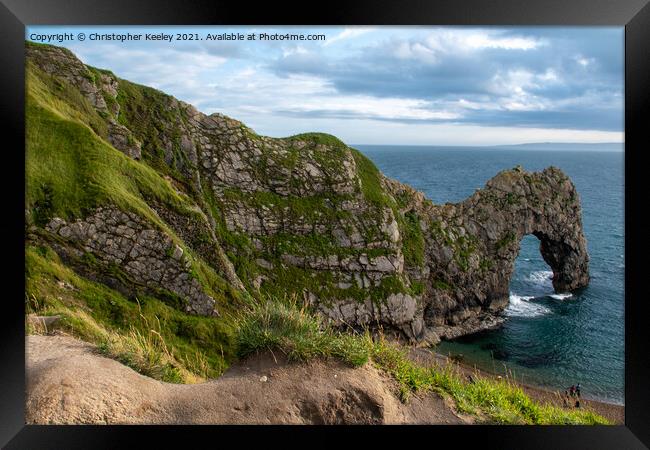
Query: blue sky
27 26 624 146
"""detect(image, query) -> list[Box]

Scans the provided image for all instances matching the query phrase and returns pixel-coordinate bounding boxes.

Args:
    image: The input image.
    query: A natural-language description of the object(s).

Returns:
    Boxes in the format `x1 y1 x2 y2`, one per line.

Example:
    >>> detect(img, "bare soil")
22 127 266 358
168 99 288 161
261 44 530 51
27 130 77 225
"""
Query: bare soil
26 334 468 425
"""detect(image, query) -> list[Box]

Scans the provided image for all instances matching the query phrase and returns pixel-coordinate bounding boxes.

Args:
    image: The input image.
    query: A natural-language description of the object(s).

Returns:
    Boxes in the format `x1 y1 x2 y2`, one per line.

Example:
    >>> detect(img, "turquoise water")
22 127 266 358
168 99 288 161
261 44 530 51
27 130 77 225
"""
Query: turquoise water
358 145 624 405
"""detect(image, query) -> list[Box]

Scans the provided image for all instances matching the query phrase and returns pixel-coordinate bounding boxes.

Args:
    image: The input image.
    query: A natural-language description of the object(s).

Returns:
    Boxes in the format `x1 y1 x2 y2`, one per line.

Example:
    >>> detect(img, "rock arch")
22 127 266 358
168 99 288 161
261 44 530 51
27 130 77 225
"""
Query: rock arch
413 166 590 342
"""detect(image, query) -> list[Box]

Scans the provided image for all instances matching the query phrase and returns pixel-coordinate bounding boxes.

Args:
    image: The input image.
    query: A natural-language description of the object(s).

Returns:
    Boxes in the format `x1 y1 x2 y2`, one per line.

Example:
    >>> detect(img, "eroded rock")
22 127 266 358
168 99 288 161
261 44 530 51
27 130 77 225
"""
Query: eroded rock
45 208 219 316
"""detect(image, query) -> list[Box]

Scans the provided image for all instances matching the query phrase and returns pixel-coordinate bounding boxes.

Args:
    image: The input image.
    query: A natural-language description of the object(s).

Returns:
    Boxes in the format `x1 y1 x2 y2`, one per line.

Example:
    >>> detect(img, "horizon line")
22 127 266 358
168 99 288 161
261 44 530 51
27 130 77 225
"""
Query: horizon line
350 142 624 148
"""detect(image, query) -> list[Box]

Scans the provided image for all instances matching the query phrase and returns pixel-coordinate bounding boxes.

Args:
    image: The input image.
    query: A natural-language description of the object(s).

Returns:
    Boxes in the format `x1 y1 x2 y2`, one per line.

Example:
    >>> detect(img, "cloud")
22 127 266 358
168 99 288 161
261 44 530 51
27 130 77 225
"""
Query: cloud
273 96 461 122
323 27 375 46
269 27 623 131
35 26 623 144
423 29 546 54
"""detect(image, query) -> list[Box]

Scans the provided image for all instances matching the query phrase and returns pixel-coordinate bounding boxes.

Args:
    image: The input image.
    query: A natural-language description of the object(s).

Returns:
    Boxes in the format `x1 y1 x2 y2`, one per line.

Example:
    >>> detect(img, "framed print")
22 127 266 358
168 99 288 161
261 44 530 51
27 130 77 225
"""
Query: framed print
1 0 649 448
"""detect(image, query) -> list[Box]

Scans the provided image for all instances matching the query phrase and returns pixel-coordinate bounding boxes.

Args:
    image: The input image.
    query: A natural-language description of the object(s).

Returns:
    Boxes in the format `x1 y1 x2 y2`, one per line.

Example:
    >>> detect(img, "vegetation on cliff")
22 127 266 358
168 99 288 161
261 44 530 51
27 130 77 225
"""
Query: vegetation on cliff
26 245 236 382
234 296 609 425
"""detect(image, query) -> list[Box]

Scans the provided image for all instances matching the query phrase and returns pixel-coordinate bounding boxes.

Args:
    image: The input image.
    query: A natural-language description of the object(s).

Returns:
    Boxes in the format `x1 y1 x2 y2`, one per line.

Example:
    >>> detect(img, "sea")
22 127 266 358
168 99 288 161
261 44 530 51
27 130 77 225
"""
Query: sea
357 145 624 405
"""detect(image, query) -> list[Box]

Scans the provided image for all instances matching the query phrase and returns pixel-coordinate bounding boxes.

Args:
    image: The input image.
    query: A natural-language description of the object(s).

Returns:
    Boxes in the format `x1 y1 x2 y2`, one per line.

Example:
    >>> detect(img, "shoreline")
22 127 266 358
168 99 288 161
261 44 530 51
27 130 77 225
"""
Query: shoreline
407 347 624 424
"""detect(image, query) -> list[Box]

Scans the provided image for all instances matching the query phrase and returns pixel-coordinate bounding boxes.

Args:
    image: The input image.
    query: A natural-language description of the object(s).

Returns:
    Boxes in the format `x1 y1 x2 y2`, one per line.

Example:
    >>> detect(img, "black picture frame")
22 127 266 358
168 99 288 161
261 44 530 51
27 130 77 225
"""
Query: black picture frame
2 1 649 448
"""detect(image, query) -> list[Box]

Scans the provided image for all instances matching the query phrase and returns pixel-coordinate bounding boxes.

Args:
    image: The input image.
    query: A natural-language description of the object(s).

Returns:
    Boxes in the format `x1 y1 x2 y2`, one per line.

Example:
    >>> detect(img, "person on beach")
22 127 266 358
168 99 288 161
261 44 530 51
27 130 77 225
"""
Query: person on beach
569 385 576 397
576 383 581 398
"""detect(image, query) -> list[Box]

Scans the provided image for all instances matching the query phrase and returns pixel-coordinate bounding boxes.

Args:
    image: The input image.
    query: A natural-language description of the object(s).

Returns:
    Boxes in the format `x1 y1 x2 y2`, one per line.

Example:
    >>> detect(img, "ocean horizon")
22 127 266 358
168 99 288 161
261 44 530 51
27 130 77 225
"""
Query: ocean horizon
350 143 624 152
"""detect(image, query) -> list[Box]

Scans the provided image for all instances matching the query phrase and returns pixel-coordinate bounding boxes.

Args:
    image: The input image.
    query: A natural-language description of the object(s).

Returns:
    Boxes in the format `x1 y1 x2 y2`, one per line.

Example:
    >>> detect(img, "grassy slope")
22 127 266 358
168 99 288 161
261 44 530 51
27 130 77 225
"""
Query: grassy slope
237 297 610 425
26 62 191 227
26 245 236 382
25 54 242 379
114 77 193 183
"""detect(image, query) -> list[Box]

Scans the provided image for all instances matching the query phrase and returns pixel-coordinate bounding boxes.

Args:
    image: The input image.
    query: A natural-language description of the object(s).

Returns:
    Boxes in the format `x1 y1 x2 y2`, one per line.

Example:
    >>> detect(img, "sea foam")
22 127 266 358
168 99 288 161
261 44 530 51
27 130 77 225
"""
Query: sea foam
505 292 552 318
525 270 554 288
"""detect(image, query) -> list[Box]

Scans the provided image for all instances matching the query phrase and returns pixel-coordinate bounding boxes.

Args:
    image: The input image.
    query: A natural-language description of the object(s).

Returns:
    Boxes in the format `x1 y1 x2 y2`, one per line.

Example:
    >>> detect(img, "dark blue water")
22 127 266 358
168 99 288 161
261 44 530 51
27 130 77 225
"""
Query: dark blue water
357 145 624 405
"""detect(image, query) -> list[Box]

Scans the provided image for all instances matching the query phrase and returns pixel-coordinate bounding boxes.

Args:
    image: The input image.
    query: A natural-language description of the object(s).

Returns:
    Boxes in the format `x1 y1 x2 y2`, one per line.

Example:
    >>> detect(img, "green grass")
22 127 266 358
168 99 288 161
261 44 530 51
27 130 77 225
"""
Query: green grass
496 230 517 250
350 149 427 271
432 279 454 291
221 187 353 224
370 341 609 424
115 78 195 183
26 244 237 382
233 296 610 425
257 260 416 307
26 62 109 139
350 148 391 207
286 132 347 148
236 295 370 366
259 232 391 261
454 234 478 271
26 77 193 226
400 211 425 268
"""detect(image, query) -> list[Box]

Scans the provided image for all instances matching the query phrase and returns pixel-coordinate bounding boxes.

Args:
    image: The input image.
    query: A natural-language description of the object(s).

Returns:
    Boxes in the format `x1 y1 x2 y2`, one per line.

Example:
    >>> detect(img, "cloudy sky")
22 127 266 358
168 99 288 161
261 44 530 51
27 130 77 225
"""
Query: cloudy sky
27 26 624 146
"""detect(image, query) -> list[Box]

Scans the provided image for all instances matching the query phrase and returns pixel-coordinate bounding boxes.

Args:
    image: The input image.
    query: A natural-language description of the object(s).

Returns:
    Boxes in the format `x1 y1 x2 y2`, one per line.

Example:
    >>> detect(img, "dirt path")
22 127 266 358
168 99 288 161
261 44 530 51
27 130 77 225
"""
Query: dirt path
407 348 624 425
26 334 468 425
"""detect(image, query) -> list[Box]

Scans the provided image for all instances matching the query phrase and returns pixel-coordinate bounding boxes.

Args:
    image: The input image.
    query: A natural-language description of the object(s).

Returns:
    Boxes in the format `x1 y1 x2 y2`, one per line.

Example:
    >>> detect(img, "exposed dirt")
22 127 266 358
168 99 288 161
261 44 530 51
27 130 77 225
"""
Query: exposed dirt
26 334 468 425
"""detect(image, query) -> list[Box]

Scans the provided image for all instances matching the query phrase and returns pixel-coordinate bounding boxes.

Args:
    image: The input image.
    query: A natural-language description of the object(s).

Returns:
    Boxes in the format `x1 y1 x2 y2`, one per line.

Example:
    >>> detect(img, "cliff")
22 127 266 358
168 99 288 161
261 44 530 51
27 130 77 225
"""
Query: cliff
25 41 590 360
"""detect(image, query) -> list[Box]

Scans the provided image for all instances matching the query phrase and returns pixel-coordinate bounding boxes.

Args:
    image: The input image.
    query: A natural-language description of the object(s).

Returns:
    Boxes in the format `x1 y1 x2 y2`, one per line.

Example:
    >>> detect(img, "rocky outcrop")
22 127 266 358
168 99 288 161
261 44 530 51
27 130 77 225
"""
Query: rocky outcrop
25 43 590 343
45 207 219 316
386 165 589 342
26 43 142 160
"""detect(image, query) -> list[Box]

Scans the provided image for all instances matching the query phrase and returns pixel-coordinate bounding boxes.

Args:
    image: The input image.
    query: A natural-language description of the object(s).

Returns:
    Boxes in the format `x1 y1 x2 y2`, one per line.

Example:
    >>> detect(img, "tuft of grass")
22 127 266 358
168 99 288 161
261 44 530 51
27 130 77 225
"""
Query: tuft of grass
236 295 370 367
98 325 182 383
97 314 188 384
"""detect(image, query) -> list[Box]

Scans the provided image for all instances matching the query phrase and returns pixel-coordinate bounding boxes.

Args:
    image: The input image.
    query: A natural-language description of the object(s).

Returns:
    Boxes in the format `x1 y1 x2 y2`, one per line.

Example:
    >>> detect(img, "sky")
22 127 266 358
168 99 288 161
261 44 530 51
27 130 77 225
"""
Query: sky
26 26 624 146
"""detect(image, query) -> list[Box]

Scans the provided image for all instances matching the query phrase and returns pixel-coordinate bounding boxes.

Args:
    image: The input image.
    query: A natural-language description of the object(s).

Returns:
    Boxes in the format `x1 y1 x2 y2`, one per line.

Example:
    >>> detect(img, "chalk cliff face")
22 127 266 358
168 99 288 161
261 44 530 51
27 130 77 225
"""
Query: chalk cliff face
25 43 589 344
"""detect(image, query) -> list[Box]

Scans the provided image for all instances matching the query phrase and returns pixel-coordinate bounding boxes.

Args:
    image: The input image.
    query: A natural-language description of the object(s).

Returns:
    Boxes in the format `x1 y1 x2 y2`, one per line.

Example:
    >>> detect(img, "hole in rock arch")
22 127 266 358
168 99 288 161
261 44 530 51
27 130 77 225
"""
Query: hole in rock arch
506 234 557 318
513 235 555 292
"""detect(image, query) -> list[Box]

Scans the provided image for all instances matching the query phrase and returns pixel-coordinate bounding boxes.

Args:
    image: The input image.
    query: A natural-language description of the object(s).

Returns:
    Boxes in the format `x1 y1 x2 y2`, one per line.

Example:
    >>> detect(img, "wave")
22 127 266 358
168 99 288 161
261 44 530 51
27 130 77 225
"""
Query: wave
505 293 552 318
525 270 554 288
549 293 572 300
